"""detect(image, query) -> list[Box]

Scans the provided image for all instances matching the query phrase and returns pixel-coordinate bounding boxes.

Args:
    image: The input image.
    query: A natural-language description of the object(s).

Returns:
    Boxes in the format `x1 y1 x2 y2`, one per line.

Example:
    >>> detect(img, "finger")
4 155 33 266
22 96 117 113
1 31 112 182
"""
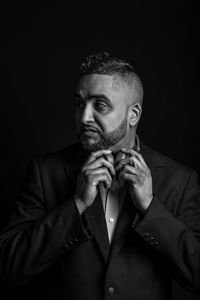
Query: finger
121 148 148 167
104 153 114 165
129 156 151 177
118 164 144 177
87 167 112 184
129 156 146 171
114 151 128 167
118 173 140 186
91 173 111 189
86 149 112 164
128 156 151 178
84 157 115 177
115 155 143 173
115 151 127 163
115 156 131 172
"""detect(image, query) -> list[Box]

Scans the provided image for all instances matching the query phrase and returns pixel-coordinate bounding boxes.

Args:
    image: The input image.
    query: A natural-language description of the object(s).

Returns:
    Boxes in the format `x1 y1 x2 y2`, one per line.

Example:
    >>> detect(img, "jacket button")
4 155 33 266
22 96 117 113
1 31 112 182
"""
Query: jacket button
107 286 115 296
144 233 150 238
152 241 159 246
64 240 73 248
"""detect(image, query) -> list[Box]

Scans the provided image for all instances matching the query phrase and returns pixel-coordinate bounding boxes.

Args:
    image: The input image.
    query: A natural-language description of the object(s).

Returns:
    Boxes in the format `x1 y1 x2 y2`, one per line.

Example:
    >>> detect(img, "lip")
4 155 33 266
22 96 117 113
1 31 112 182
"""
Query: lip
82 128 99 133
82 130 99 135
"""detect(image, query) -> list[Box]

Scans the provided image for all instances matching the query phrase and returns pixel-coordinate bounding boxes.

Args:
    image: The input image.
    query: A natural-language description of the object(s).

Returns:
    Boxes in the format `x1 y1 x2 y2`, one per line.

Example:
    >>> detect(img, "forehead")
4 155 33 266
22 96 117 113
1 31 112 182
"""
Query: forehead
76 74 132 101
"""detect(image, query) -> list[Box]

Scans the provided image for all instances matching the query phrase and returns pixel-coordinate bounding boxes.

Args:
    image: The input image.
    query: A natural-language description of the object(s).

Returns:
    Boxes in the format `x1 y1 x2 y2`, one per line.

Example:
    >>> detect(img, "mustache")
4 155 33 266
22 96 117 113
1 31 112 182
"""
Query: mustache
79 124 101 134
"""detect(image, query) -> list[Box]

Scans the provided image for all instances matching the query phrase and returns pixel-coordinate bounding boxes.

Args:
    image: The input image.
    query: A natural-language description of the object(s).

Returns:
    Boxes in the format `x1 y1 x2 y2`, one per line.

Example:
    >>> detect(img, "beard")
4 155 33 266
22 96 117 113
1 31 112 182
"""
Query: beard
78 117 127 152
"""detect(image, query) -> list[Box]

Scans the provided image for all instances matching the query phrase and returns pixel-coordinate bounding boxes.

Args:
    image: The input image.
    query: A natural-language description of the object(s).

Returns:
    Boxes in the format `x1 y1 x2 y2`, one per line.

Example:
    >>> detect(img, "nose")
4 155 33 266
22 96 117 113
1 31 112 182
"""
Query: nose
81 103 94 124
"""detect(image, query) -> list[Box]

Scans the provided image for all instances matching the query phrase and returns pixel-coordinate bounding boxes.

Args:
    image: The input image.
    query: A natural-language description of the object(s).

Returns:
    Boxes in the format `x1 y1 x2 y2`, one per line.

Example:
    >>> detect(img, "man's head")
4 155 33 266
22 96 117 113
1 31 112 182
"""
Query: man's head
75 52 144 153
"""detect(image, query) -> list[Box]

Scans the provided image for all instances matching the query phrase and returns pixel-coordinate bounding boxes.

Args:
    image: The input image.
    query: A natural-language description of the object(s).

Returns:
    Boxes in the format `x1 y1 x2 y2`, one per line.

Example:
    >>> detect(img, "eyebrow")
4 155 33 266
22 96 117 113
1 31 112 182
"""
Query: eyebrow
75 93 112 105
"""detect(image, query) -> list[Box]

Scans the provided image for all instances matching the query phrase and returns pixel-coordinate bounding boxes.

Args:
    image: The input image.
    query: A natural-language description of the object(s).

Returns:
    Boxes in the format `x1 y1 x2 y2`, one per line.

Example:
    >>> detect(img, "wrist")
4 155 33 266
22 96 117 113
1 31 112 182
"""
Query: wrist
74 197 88 215
138 196 153 215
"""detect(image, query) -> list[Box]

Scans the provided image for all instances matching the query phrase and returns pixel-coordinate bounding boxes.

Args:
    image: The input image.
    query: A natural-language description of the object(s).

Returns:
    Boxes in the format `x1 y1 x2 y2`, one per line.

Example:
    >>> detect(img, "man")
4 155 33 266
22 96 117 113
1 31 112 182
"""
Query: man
0 52 200 300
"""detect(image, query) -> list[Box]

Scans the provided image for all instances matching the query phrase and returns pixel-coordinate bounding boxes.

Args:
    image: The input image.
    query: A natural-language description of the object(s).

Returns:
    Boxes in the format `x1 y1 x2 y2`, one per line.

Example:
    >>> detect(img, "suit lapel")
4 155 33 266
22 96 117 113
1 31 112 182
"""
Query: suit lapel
108 186 137 260
84 192 110 263
140 142 164 197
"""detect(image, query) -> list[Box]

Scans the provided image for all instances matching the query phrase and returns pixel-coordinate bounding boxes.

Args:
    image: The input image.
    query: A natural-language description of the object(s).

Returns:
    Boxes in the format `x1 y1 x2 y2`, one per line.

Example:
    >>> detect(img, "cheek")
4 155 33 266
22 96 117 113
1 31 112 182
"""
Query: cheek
101 113 126 131
112 109 127 124
107 119 119 130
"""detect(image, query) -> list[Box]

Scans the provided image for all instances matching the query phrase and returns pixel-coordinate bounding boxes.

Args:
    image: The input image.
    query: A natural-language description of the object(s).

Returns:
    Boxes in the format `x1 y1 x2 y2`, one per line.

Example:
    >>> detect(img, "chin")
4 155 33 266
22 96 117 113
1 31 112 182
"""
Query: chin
80 139 104 152
80 137 97 150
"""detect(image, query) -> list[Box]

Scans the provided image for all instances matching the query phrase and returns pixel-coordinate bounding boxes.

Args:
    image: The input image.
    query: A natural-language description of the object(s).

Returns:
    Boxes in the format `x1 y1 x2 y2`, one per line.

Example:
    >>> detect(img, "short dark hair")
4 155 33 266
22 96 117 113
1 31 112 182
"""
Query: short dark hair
80 52 144 103
80 52 135 76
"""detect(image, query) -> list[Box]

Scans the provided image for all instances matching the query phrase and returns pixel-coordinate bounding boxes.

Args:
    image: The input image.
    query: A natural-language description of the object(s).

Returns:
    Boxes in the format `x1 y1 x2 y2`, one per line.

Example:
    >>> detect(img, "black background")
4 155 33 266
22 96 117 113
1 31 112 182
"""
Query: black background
0 1 199 299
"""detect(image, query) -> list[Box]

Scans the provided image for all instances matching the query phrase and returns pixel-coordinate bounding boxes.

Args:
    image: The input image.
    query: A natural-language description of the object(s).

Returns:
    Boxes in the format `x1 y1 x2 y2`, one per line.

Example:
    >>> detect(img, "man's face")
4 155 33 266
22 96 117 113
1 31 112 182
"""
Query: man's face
75 74 132 152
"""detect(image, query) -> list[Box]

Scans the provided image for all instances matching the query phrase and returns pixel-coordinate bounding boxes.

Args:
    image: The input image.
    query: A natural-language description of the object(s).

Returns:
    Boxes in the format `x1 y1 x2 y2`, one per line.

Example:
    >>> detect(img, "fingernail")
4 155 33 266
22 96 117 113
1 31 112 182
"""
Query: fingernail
121 153 126 160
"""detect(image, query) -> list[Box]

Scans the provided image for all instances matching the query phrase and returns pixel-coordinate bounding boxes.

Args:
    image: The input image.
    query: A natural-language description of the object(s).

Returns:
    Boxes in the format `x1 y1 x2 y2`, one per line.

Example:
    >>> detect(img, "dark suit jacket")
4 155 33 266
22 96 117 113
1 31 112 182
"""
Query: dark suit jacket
0 142 200 300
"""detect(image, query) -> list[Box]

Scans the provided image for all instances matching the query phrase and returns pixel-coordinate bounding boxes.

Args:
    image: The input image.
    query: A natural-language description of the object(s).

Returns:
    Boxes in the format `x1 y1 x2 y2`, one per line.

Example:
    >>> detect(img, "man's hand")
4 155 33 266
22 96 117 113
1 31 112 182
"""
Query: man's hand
74 149 115 213
115 148 153 214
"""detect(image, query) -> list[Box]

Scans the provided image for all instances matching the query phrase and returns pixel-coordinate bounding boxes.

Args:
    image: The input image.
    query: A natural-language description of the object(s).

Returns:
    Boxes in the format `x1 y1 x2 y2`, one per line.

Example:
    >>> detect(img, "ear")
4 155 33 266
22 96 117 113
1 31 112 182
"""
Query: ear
128 103 142 127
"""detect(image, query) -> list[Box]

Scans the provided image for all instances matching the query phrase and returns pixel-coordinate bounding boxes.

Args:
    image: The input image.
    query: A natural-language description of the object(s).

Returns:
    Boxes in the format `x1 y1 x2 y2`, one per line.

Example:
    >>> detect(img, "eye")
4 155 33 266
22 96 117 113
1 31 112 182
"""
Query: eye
94 101 109 112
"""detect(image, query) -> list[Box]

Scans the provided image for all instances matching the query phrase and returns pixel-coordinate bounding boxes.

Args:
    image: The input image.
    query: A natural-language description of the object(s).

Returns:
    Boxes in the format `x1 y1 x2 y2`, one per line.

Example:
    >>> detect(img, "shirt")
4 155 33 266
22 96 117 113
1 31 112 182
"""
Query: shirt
99 135 141 244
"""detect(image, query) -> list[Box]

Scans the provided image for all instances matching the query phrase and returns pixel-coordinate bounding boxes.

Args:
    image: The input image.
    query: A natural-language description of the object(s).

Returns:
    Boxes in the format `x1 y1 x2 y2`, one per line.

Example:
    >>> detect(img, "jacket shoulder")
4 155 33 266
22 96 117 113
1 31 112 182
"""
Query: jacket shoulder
141 142 195 177
33 143 84 168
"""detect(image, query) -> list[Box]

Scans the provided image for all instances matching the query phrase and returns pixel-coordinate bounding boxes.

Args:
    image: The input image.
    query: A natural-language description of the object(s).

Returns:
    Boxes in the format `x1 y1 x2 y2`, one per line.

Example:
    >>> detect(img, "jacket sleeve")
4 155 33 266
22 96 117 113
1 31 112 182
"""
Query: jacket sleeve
0 159 92 285
134 170 200 294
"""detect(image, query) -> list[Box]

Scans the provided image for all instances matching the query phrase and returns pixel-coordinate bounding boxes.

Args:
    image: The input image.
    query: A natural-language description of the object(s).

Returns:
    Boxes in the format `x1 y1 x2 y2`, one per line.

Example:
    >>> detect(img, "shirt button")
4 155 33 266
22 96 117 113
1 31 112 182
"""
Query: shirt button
107 286 115 296
109 218 114 223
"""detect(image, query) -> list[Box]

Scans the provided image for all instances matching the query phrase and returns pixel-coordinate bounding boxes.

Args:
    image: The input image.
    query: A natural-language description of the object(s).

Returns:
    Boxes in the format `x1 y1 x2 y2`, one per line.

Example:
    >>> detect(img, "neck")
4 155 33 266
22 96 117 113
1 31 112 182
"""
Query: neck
109 134 136 154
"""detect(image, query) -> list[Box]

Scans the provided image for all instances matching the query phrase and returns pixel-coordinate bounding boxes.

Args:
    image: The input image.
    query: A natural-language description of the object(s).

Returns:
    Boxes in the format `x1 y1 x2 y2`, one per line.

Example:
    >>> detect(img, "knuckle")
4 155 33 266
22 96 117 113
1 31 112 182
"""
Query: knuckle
124 164 129 171
123 172 127 179
102 158 108 166
91 151 98 158
104 172 111 181
102 174 107 181
84 169 90 176
98 156 103 163
86 173 91 180
141 173 146 179
102 167 107 173
104 174 109 181
81 166 87 173
89 153 95 159
85 171 92 180
108 155 114 164
87 174 94 184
